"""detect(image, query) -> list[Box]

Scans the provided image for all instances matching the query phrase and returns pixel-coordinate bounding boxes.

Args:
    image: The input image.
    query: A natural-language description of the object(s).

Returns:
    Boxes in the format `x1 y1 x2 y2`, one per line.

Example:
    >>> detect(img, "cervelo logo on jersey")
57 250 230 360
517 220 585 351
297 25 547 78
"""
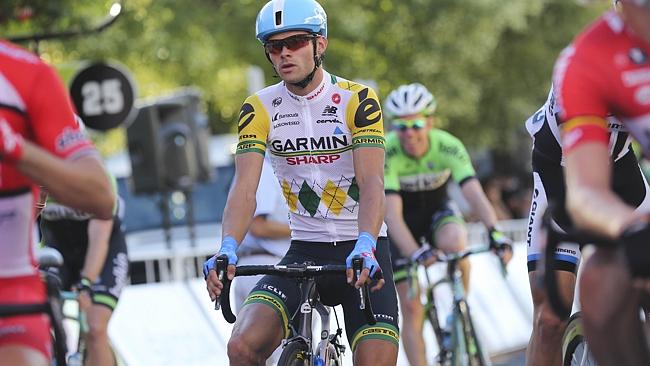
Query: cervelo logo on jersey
56 126 87 152
316 118 342 124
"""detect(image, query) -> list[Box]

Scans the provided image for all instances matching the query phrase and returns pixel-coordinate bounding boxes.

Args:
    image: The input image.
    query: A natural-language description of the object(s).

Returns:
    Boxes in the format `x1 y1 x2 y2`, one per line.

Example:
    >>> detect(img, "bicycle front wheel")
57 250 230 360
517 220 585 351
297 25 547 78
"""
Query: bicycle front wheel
278 339 310 366
562 313 597 366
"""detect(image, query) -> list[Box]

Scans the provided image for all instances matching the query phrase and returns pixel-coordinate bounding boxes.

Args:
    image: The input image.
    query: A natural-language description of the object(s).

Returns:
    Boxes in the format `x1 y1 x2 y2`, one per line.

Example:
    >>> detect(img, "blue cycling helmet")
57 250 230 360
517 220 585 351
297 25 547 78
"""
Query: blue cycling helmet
255 0 327 44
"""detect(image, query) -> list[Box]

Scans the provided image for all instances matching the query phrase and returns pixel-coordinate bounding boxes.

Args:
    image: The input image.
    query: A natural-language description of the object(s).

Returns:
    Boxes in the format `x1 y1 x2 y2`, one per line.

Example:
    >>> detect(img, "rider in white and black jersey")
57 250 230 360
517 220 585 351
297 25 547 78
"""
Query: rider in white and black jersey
525 85 650 366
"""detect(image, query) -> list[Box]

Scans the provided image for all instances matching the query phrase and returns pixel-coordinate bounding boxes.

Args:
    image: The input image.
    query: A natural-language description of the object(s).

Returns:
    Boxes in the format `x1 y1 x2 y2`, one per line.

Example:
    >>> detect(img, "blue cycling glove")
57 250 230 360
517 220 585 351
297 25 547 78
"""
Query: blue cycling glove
346 232 381 278
203 236 239 279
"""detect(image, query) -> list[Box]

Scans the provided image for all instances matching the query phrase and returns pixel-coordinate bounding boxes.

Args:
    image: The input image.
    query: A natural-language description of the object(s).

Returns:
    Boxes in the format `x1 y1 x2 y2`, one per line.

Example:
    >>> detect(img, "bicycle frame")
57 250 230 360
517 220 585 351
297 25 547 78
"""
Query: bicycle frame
60 291 88 365
408 246 493 366
282 277 345 364
214 257 374 365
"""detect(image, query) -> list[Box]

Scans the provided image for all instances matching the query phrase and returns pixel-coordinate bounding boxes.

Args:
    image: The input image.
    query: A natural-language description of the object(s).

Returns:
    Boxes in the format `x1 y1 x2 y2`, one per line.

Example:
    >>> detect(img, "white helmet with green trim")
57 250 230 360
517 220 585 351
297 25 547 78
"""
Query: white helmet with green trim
384 83 437 118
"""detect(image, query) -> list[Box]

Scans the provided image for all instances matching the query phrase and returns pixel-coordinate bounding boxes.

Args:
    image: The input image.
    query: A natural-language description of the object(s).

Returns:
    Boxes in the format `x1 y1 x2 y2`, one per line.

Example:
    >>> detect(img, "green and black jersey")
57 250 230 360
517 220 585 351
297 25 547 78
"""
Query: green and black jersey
39 172 128 308
385 128 475 199
384 128 476 237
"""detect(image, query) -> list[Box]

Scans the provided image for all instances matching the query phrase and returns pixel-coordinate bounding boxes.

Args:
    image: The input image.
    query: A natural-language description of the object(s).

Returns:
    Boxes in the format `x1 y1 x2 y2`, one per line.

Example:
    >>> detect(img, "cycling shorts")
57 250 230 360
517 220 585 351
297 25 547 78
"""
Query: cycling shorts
243 238 399 351
0 275 52 360
42 218 129 311
526 150 650 273
390 200 464 282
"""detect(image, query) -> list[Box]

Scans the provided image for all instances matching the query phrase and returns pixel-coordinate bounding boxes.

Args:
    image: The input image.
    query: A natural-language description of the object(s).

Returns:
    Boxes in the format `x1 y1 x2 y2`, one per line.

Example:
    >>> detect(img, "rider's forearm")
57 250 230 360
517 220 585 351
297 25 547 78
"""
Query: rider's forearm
565 143 641 238
461 178 499 229
221 184 257 244
357 175 385 238
567 186 639 238
82 218 114 282
17 143 115 219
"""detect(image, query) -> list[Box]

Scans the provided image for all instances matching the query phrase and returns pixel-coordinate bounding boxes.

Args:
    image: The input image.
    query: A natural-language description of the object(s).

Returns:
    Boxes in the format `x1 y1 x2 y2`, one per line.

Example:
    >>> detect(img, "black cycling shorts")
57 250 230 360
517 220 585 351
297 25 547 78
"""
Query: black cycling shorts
244 237 399 351
390 200 464 282
40 217 129 311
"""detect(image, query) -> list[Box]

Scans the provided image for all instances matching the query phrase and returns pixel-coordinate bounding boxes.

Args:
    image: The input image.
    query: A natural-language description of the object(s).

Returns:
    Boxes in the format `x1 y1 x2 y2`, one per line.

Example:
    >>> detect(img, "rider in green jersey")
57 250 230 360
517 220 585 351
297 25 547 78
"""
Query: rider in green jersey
383 83 513 366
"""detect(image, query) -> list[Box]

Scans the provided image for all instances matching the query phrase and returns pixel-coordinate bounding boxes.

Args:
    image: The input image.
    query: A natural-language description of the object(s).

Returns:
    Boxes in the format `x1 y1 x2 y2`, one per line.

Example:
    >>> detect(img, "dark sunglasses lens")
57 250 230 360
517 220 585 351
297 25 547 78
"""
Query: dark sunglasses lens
264 41 283 54
265 35 312 54
285 36 310 50
396 124 408 132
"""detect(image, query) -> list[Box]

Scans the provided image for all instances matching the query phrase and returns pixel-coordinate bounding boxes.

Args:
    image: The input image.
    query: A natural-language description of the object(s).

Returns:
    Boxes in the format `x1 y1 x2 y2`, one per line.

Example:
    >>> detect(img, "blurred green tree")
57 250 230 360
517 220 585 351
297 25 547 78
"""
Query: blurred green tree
0 0 606 157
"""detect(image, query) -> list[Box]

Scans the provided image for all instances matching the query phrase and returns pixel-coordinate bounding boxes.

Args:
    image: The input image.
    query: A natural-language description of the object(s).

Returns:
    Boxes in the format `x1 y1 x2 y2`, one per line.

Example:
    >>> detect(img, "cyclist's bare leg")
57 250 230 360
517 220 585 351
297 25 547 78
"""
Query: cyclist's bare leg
395 281 426 366
435 222 470 291
354 339 398 366
84 304 114 366
580 247 650 366
0 345 48 366
228 303 284 365
525 270 575 366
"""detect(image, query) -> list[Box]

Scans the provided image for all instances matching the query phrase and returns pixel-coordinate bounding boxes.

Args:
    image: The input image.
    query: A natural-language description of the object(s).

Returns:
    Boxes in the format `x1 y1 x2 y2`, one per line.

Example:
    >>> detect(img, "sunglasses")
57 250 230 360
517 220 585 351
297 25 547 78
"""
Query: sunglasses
264 34 316 55
393 119 426 132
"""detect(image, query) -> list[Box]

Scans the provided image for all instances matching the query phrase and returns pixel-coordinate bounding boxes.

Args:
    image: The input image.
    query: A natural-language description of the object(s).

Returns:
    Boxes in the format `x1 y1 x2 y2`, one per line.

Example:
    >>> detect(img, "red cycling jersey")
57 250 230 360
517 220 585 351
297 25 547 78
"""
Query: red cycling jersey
0 39 96 359
553 11 650 154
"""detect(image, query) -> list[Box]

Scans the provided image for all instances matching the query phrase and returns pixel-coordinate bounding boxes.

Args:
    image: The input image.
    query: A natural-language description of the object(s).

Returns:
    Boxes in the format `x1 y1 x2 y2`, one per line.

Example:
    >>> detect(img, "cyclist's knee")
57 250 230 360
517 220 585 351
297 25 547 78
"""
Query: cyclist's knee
354 339 399 365
227 336 259 364
399 297 423 320
435 224 467 252
86 325 110 344
535 304 566 336
85 305 112 339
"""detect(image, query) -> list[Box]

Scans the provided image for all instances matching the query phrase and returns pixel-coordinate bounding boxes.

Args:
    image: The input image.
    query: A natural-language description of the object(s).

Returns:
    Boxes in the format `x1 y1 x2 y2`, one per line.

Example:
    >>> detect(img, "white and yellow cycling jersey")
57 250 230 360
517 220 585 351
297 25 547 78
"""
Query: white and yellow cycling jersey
237 71 387 242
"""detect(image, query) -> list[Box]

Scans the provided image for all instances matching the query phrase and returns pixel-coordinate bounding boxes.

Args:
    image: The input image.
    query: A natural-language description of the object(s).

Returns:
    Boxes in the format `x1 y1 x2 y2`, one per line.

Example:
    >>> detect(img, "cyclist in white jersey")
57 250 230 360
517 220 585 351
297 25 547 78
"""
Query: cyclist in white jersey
524 85 650 366
203 1 399 365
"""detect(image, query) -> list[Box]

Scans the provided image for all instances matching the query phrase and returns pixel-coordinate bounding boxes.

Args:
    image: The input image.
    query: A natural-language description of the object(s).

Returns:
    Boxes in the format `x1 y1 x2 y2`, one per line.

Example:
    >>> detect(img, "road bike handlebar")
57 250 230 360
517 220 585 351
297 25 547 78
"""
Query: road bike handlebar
213 256 376 325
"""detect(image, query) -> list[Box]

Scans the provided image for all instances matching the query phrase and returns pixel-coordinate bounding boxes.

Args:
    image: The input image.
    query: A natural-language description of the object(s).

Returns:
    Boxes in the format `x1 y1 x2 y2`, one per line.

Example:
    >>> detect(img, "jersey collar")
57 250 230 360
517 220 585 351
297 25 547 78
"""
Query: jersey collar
285 70 331 105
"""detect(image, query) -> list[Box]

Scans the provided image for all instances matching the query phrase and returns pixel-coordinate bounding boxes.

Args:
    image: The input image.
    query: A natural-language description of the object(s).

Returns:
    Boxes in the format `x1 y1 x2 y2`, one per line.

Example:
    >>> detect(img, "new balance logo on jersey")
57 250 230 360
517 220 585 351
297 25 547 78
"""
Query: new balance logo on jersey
322 105 338 116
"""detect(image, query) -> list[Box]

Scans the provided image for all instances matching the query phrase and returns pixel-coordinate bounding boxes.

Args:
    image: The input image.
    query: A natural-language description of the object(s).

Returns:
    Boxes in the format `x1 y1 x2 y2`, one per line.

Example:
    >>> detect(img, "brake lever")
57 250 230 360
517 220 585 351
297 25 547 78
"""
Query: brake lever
214 255 228 310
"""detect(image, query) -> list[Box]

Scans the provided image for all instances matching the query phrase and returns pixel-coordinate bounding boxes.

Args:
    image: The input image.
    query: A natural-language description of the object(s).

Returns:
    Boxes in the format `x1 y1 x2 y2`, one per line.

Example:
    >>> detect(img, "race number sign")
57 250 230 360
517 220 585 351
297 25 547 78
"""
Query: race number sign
69 61 137 131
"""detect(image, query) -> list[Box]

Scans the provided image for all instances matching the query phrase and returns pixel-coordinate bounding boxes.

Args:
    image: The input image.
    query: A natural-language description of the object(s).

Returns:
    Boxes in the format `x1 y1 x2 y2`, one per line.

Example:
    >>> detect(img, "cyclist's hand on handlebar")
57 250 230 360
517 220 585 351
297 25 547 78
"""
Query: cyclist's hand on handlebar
489 228 513 266
73 277 93 311
620 218 650 280
411 245 438 267
346 232 384 291
203 236 238 301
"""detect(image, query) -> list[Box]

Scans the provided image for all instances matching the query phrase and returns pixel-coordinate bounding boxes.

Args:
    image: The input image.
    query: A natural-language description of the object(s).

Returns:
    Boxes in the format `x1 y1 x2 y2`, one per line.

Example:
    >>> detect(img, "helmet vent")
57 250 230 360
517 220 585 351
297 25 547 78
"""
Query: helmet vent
275 11 282 26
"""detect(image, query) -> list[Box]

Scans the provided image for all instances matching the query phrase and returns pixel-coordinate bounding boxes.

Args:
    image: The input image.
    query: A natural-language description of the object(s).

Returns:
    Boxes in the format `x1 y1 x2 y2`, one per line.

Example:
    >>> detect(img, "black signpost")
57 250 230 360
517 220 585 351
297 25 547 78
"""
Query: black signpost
69 61 137 131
